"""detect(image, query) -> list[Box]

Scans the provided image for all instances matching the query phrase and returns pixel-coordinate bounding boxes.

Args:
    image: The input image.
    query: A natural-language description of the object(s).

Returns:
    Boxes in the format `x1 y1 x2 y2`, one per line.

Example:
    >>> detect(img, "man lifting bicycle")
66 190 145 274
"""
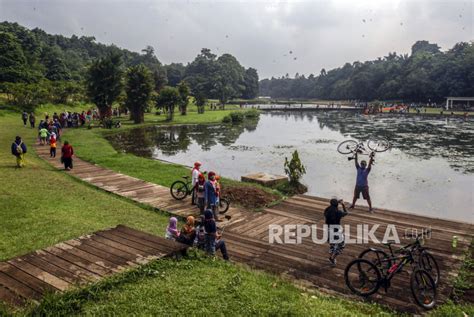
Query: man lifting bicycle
350 152 374 213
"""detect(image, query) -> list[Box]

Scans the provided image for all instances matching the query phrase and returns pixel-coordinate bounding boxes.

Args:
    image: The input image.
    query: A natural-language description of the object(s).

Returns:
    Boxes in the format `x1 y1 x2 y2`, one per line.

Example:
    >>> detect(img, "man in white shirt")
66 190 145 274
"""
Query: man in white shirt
191 161 202 205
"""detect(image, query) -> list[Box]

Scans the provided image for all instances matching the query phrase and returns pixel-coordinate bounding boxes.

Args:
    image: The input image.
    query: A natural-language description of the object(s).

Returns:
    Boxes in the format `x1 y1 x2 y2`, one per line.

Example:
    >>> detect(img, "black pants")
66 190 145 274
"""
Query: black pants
22 119 27 126
63 157 73 169
50 147 56 157
30 121 35 128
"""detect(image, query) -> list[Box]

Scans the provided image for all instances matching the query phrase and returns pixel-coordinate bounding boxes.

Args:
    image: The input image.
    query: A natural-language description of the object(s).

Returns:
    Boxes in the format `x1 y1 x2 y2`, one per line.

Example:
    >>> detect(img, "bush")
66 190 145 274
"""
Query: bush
222 115 231 123
230 112 244 123
284 150 306 185
244 109 260 118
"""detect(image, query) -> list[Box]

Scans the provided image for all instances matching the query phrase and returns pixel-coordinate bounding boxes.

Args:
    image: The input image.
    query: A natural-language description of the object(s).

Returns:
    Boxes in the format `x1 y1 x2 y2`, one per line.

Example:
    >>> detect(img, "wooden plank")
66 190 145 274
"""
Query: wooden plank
0 284 25 307
0 271 40 300
63 240 131 268
0 263 56 296
114 225 188 252
54 242 122 273
76 238 139 262
7 258 70 291
88 235 146 257
105 229 176 254
20 254 86 286
44 247 112 277
95 231 165 256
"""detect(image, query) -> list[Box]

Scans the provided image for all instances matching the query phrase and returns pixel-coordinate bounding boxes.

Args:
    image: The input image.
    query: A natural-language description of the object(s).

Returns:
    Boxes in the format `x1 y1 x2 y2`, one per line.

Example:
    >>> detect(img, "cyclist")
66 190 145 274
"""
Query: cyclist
324 198 348 266
350 152 374 212
191 161 202 205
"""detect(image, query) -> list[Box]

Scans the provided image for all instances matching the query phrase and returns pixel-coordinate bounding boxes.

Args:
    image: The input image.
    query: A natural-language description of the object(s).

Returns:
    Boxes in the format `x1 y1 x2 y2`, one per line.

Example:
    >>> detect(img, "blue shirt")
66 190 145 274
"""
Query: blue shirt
204 180 217 206
356 166 370 187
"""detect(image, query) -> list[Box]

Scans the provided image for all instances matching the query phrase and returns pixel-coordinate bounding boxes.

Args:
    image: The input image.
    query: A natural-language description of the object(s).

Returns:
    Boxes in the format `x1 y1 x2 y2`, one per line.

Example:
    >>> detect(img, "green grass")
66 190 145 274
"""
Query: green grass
0 108 172 260
18 255 391 317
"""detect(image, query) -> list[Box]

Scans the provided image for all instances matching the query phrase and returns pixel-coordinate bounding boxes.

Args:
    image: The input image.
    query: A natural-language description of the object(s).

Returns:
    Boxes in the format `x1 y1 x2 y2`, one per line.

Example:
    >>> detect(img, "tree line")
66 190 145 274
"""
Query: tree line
0 21 259 119
259 40 474 102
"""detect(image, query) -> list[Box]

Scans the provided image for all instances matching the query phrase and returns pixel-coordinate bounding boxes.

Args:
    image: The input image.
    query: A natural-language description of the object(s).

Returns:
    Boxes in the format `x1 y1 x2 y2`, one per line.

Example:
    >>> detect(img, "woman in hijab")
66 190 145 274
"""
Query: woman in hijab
165 217 180 241
177 216 196 245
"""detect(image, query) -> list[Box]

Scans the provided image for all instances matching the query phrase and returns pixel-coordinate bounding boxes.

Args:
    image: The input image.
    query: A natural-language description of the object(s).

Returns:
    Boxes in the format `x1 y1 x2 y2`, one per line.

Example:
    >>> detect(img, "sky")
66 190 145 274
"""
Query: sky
0 0 472 79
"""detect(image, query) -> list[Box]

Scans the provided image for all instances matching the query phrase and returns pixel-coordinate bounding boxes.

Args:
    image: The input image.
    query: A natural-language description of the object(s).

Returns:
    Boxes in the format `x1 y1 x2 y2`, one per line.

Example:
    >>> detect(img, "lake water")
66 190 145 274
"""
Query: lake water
107 111 474 223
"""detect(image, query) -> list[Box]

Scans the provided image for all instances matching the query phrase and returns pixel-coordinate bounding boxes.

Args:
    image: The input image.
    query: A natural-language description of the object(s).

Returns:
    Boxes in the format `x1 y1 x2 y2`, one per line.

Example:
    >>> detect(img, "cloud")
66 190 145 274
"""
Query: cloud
0 0 472 79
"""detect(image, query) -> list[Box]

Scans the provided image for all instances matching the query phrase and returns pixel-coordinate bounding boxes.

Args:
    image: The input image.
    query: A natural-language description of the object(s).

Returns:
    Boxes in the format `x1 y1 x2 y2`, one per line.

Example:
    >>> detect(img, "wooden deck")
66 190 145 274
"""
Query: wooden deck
0 225 188 307
33 145 473 313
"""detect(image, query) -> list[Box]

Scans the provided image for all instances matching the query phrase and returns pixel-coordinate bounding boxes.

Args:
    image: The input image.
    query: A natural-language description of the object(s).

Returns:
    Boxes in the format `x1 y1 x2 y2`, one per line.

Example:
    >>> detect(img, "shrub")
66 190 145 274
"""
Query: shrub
230 111 244 123
222 115 231 123
284 150 306 185
244 109 259 118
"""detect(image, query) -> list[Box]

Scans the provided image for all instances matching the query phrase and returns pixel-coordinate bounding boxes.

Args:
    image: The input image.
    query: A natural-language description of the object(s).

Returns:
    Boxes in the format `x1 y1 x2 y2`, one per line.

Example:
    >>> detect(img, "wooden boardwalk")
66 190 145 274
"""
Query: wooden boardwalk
34 145 473 313
0 225 188 307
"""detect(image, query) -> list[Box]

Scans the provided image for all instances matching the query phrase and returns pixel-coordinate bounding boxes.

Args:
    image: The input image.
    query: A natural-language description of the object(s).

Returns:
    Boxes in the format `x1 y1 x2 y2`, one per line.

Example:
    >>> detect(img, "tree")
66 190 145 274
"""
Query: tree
177 81 190 115
41 45 70 81
214 53 245 107
153 68 168 92
86 53 124 119
242 67 259 99
164 63 185 86
0 32 32 82
411 40 441 56
156 86 180 121
125 64 154 124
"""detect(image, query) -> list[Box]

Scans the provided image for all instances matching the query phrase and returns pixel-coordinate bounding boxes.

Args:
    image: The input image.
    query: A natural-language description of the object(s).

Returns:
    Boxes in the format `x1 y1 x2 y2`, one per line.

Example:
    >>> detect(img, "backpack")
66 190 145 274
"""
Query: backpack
16 142 23 154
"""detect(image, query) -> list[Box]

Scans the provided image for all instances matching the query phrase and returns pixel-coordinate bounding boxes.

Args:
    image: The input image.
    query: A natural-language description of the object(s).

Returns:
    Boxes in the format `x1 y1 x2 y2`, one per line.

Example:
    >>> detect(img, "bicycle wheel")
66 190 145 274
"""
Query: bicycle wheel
344 258 381 297
418 251 440 286
367 137 390 152
219 198 230 214
170 181 188 200
358 248 392 273
410 269 437 310
337 140 359 154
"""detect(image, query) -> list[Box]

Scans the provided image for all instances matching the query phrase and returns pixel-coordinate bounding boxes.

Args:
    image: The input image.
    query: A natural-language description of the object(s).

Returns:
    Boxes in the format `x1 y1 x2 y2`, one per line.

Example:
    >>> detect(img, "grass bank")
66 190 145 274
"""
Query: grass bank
19 255 390 317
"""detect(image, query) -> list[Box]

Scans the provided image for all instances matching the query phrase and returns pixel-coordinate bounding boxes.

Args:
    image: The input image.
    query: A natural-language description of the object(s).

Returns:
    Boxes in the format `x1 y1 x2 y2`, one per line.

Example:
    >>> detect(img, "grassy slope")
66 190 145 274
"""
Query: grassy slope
0 108 174 261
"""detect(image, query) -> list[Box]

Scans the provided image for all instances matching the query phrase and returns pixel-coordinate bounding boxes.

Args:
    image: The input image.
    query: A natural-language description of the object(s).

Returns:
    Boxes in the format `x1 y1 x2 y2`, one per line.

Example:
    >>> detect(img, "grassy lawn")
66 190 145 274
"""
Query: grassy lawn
0 108 173 261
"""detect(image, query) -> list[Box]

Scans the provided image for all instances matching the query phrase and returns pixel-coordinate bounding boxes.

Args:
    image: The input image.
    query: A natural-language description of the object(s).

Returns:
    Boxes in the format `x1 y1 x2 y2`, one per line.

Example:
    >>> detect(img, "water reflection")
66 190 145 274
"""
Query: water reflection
109 111 474 174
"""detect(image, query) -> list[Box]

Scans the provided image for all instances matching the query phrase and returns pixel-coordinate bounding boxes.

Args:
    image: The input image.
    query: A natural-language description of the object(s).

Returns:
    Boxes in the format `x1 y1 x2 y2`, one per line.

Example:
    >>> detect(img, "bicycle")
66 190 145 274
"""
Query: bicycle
358 229 440 286
170 176 231 214
337 138 390 161
345 237 437 309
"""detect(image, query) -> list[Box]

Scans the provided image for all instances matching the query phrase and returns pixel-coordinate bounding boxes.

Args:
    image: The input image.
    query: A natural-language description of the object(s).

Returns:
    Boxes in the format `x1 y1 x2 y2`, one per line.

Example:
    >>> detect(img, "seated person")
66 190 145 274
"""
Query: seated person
202 209 229 260
165 217 180 241
177 216 196 246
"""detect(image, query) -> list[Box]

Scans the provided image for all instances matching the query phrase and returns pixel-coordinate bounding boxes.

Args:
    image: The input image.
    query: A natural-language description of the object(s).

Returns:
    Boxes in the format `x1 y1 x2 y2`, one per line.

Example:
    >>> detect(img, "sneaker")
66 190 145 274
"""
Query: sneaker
369 208 375 213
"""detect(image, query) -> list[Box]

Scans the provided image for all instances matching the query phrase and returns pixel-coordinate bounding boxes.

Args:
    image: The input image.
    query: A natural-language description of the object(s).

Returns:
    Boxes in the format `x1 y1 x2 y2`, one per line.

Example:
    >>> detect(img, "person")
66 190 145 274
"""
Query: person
29 112 36 128
165 217 180 241
196 173 206 214
191 161 202 205
21 111 28 126
324 198 348 266
215 175 222 212
49 133 57 158
39 126 49 145
205 171 219 221
61 140 74 170
349 152 374 212
11 136 27 168
177 216 196 246
203 209 229 260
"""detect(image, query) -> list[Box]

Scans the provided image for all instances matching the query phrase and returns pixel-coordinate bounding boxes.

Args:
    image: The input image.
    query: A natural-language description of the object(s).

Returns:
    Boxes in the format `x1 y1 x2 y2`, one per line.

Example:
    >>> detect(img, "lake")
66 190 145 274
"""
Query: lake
107 111 474 223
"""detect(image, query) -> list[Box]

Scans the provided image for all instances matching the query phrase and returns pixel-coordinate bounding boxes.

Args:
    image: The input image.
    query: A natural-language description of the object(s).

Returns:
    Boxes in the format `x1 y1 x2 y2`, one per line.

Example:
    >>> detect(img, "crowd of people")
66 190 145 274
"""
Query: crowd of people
165 161 229 260
13 111 76 170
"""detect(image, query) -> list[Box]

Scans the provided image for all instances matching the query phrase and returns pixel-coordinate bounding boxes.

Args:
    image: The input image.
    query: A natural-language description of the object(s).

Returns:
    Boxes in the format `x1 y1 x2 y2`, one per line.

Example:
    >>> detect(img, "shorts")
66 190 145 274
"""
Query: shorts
354 185 370 200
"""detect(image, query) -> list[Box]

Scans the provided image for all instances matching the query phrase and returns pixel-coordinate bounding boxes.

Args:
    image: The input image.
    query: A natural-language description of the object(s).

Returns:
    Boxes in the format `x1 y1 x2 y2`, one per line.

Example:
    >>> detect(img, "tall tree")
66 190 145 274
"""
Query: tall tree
214 53 245 107
242 67 259 99
156 86 180 121
164 63 185 86
125 64 154 124
177 81 190 115
86 53 124 118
